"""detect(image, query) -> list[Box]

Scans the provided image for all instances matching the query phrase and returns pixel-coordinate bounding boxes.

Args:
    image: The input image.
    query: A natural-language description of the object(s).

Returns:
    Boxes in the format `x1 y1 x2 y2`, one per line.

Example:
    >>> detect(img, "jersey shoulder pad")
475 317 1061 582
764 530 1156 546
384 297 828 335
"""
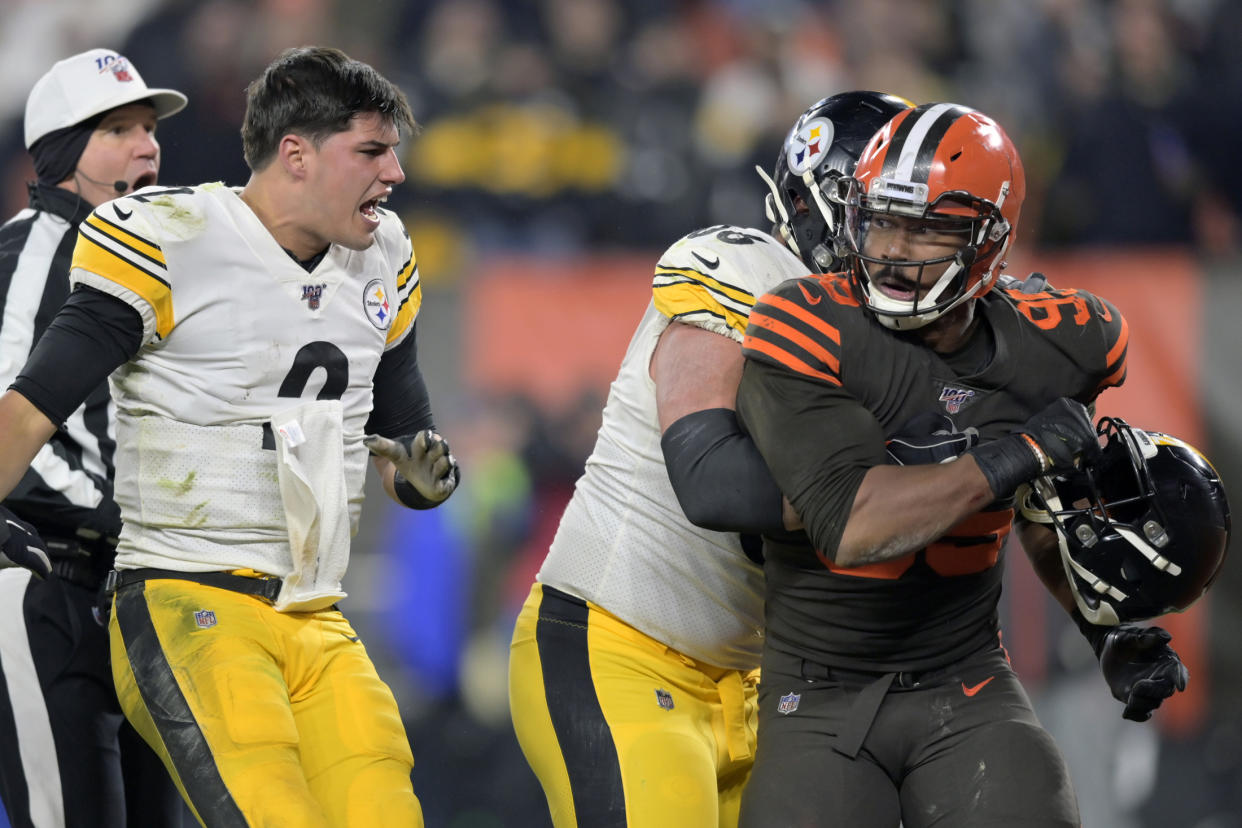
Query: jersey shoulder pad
996 271 1051 294
740 274 864 387
72 190 176 342
652 225 809 341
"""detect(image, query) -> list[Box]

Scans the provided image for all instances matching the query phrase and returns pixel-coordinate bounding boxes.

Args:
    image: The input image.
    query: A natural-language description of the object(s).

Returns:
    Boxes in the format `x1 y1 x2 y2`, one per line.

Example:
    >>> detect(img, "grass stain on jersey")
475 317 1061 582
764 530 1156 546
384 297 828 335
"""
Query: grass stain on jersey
111 362 151 398
184 501 210 527
156 470 197 497
148 195 206 238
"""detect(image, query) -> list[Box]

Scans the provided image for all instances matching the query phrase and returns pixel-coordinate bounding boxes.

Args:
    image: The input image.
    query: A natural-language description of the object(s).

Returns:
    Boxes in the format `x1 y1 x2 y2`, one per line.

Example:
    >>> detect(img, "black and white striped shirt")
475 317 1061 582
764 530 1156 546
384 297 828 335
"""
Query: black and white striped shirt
0 184 119 541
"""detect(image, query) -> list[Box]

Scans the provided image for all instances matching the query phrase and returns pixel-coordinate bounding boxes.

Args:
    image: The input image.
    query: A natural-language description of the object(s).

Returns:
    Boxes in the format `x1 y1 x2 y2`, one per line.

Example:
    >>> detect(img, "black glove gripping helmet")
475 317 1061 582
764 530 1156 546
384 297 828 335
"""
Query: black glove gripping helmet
1020 417 1231 625
757 91 912 272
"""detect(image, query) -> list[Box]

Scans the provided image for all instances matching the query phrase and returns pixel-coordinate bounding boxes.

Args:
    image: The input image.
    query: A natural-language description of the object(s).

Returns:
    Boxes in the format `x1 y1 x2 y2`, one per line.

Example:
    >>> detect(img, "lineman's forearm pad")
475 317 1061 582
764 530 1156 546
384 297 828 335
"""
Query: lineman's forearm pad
661 408 785 534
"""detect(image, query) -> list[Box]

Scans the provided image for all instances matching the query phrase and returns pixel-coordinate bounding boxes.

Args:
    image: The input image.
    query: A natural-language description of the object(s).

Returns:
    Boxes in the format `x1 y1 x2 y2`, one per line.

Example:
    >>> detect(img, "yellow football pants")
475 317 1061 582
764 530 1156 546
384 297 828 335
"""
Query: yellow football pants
509 582 758 828
110 576 422 827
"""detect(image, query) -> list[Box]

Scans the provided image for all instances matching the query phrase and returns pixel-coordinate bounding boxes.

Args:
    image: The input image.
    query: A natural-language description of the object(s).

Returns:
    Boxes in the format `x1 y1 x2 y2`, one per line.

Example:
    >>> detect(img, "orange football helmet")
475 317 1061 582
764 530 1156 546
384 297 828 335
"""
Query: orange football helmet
837 103 1026 330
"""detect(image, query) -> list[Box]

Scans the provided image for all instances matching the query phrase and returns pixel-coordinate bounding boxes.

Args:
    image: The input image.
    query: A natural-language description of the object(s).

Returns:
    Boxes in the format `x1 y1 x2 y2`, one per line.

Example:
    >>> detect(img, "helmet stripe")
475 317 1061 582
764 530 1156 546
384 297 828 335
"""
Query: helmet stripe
882 103 974 184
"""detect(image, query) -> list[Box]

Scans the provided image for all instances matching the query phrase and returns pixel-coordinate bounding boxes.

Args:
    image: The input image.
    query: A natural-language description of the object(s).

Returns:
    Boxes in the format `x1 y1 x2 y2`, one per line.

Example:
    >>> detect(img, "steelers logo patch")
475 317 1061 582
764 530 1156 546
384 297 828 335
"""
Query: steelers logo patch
787 117 835 175
363 278 391 329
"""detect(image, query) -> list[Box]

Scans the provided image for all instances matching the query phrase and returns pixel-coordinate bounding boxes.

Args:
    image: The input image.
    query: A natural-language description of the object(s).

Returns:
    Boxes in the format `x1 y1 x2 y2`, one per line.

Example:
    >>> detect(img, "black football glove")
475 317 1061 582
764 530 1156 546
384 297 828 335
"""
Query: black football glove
968 398 1099 499
364 429 460 509
0 505 51 579
1074 611 1187 722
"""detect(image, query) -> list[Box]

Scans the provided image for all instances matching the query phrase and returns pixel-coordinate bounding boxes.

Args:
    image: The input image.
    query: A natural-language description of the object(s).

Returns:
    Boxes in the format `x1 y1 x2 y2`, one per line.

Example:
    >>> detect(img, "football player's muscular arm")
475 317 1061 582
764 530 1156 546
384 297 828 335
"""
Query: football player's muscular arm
653 321 743 428
736 357 994 567
654 321 800 533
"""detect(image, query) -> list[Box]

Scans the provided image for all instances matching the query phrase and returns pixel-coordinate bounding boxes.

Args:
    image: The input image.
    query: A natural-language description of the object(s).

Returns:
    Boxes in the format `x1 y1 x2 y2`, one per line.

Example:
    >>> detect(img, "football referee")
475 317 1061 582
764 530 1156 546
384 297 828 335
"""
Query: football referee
0 49 188 828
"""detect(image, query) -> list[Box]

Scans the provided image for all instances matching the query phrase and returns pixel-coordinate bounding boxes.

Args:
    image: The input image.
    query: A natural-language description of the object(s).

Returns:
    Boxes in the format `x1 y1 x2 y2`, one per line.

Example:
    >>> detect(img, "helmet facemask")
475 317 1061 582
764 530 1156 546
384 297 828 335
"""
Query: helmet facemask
841 178 1013 331
843 102 1026 330
1020 417 1231 624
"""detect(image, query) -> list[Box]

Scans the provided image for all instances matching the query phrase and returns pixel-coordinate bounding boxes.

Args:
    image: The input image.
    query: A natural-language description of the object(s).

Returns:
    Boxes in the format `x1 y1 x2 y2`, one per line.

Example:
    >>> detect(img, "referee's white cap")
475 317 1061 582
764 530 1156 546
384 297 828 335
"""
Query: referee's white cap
24 48 187 148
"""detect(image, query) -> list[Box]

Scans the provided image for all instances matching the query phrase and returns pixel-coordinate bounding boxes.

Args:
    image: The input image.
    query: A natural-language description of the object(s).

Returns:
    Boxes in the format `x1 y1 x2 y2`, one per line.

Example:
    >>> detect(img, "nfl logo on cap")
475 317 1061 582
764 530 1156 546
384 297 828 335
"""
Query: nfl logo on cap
24 48 187 149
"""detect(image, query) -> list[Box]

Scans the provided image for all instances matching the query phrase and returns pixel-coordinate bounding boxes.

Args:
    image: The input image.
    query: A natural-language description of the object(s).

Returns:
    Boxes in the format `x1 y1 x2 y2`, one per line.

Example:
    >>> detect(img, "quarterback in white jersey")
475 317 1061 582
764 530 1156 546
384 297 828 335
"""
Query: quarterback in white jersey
510 91 915 828
73 181 418 590
0 47 456 827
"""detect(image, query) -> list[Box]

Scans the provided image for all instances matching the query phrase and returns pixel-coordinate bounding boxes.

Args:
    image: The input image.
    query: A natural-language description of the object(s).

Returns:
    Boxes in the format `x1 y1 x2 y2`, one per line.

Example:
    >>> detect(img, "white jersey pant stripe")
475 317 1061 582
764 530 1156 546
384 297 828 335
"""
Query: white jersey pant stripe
0 568 64 827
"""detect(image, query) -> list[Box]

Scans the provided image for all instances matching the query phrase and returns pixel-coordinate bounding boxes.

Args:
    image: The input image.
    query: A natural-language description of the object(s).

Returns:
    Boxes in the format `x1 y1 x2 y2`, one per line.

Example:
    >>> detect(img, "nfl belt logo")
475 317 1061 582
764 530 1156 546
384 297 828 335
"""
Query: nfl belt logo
655 689 675 710
939 386 975 414
301 283 326 310
777 691 801 715
193 610 217 629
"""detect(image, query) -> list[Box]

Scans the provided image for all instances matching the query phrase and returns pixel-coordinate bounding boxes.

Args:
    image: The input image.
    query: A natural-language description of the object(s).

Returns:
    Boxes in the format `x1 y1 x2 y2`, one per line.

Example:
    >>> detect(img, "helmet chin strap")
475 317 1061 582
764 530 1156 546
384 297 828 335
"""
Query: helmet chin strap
863 257 970 330
1029 479 1128 626
755 165 802 261
801 169 836 235
862 234 1005 331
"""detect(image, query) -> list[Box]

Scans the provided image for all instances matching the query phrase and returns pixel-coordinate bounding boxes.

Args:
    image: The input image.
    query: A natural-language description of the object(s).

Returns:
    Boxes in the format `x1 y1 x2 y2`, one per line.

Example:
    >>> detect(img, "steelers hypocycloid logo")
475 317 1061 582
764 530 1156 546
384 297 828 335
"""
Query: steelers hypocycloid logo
787 117 835 175
364 279 391 330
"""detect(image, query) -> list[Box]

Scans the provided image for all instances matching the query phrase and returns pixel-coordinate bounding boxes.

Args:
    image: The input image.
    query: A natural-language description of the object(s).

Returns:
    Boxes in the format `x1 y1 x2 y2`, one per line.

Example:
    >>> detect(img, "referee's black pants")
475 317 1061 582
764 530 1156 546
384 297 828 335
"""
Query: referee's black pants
0 567 186 827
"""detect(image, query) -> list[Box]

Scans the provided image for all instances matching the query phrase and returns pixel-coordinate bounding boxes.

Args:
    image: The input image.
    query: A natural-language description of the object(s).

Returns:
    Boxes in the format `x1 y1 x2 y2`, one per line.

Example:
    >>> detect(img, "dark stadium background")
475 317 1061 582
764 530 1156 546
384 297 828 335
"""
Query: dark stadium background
2 1 1240 825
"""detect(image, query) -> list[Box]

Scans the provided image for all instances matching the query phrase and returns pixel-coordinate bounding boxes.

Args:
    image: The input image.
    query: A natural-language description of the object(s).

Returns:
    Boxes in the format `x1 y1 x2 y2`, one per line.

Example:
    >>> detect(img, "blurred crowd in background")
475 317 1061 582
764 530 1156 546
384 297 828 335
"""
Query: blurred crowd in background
1 1 1241 826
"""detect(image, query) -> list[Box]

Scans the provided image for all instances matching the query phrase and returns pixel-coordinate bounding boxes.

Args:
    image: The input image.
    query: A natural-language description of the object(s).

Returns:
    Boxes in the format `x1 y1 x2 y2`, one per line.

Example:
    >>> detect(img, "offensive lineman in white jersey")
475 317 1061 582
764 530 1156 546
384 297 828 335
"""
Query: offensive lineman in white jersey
508 92 912 827
0 47 458 827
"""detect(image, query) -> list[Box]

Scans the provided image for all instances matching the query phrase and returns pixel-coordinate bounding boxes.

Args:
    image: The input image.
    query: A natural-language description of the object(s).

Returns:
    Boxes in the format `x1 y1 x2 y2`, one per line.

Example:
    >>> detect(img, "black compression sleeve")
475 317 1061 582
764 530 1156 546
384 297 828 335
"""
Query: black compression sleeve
10 285 141 425
365 322 435 437
661 408 785 535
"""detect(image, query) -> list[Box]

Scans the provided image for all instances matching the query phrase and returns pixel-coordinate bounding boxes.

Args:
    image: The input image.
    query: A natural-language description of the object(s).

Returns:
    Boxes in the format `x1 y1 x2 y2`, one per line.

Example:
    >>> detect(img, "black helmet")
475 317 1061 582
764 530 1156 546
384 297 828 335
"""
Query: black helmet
1022 417 1231 624
758 91 912 272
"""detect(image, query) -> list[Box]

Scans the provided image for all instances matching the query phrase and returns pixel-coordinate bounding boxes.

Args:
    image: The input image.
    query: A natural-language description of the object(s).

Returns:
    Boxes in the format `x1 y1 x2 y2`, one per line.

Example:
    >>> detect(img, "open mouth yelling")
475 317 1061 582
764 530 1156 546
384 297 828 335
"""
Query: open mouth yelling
359 194 387 227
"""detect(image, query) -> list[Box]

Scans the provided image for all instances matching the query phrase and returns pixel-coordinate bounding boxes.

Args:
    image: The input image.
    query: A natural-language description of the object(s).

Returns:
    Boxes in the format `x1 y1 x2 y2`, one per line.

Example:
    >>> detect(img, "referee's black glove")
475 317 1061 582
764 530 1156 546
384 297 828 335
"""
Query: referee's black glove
968 398 1099 500
0 505 51 579
1073 610 1187 722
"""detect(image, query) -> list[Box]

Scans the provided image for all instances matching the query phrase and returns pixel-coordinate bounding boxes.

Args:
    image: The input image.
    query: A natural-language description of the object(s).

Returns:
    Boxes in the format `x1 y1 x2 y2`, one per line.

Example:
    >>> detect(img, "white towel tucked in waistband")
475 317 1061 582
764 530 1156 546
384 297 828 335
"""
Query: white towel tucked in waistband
271 400 350 612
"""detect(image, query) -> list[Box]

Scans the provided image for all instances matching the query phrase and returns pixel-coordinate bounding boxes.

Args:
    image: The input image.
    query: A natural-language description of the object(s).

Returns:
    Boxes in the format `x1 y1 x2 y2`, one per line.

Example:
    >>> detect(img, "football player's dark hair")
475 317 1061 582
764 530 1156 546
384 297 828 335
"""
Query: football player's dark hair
241 46 417 171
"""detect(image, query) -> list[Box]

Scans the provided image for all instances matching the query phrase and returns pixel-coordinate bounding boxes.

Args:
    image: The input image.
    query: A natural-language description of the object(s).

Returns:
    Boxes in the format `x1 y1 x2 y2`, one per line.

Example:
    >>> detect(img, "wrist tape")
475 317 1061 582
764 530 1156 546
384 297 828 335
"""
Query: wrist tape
968 434 1043 500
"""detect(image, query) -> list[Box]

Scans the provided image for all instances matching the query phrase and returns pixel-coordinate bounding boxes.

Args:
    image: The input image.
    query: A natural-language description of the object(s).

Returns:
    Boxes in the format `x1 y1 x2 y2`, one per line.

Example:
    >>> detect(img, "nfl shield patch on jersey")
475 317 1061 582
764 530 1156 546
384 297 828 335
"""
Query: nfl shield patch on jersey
193 609 217 629
655 689 675 710
777 691 801 715
939 386 976 414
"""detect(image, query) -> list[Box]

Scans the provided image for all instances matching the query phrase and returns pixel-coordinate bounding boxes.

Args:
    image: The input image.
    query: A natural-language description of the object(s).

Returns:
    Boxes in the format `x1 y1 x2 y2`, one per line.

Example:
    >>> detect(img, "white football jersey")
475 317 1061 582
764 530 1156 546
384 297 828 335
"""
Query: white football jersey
538 225 812 670
69 183 421 574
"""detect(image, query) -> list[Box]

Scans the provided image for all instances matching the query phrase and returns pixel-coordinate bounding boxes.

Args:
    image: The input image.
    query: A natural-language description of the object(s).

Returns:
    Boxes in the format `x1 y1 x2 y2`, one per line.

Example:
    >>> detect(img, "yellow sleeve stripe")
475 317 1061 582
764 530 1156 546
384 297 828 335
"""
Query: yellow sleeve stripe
72 234 174 338
396 250 416 293
83 212 166 268
654 266 755 306
386 279 421 345
653 281 750 336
